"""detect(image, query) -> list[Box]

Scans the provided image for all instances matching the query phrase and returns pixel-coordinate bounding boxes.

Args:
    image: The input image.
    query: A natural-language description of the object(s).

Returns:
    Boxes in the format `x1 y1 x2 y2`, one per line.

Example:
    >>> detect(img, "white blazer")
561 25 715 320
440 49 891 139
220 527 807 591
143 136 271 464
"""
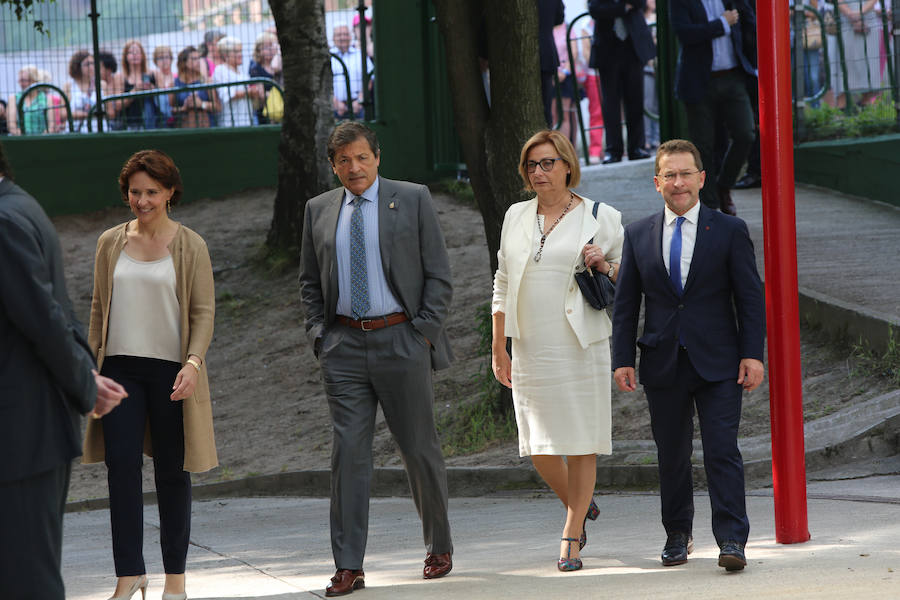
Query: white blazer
491 194 624 349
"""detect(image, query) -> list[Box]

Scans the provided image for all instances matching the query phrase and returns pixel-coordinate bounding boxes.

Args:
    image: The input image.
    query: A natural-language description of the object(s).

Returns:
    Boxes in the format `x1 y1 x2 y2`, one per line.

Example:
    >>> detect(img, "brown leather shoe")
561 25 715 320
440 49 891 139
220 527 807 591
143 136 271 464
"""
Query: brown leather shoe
325 569 365 596
423 552 452 579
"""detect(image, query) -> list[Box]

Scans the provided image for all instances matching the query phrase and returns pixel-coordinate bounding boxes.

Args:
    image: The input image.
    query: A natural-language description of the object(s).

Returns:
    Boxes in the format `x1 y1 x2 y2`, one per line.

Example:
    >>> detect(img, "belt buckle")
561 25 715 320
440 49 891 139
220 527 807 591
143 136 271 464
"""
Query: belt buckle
359 318 375 331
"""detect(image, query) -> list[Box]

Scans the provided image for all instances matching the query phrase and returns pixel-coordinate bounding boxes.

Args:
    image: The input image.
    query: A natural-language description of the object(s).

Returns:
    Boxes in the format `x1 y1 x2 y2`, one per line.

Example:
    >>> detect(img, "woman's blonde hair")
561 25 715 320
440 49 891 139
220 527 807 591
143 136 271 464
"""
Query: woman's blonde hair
253 32 278 64
518 129 581 192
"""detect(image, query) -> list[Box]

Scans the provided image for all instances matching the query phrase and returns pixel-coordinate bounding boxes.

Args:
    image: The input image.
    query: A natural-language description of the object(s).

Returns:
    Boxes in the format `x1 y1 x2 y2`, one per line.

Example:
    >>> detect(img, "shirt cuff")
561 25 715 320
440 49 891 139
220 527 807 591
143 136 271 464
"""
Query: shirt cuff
719 15 731 34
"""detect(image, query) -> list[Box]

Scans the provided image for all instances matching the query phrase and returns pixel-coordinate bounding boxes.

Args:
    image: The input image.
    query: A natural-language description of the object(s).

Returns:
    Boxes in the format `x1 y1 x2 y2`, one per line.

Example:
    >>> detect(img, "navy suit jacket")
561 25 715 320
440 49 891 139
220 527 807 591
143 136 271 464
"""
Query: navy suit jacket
0 178 97 483
588 0 656 68
537 0 565 72
670 0 757 104
611 204 764 387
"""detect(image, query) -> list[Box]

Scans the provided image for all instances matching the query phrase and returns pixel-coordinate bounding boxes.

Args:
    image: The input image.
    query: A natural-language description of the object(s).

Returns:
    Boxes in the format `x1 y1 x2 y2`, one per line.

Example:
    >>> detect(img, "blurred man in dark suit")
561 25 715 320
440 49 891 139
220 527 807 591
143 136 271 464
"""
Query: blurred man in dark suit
0 141 126 599
589 0 657 163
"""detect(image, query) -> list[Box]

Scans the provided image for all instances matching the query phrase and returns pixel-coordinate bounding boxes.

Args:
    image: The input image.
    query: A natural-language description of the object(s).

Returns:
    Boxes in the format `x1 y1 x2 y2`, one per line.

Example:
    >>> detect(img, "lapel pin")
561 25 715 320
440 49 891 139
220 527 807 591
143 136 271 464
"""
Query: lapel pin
389 202 395 209
705 225 710 230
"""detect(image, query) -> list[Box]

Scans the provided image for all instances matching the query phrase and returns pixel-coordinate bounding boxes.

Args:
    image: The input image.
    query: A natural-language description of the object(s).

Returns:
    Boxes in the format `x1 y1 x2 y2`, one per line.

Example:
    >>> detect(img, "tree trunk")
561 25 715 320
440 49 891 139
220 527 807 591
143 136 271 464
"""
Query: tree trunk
266 0 335 251
432 0 545 274
432 0 545 415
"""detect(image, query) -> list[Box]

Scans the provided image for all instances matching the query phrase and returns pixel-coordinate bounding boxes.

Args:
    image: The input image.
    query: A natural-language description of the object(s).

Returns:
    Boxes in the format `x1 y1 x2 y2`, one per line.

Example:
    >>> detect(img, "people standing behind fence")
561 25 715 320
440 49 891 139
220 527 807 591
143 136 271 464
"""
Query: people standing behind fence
200 30 226 79
0 99 7 135
823 0 891 109
330 24 373 119
579 18 606 163
538 0 566 127
115 40 159 130
644 0 660 150
552 22 579 144
65 50 99 133
152 45 176 128
354 12 374 60
174 46 218 129
7 65 55 135
214 36 263 127
249 31 282 124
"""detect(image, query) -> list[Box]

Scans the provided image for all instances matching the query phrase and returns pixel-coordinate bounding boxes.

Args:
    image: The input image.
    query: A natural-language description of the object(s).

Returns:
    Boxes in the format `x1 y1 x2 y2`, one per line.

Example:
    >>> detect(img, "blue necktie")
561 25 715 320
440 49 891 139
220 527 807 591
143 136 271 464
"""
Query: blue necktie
669 216 685 296
349 196 370 319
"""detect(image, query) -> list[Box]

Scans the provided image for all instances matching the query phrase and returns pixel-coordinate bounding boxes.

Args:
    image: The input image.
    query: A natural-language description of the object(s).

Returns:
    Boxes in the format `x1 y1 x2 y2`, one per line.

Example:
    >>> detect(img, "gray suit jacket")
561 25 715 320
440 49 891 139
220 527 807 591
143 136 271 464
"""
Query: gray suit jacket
299 177 454 370
0 178 97 483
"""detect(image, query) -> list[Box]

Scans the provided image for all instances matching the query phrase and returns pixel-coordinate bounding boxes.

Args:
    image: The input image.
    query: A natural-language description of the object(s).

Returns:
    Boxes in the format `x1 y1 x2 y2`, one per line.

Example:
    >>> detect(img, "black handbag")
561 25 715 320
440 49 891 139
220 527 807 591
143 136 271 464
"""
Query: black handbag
574 201 615 310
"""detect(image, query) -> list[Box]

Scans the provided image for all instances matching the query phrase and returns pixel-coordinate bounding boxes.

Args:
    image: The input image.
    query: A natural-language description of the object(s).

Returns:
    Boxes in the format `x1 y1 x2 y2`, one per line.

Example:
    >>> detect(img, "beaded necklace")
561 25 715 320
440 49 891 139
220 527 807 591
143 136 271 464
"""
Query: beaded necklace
533 193 575 262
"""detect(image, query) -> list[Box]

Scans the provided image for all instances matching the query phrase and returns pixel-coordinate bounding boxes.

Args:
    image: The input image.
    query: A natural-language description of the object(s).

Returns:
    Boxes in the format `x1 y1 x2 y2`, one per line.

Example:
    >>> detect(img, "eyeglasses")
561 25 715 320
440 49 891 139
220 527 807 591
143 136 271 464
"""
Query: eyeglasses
526 157 566 173
659 170 701 183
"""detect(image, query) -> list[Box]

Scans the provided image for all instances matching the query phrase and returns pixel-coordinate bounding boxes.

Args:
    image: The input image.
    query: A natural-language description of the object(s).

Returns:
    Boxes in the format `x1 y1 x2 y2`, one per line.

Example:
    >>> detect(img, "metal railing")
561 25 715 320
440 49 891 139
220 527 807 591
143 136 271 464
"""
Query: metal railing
12 82 74 135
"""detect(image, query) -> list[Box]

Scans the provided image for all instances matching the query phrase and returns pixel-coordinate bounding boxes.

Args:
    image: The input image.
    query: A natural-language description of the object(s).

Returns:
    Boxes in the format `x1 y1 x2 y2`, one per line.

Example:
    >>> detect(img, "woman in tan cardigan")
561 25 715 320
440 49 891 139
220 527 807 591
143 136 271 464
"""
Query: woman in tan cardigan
83 150 216 600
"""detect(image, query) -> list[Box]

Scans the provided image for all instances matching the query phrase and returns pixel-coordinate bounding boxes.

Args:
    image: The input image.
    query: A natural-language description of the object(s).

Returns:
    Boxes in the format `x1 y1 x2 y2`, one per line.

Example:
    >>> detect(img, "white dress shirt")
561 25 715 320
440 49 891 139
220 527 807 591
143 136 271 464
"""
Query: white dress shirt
662 201 701 290
701 0 739 72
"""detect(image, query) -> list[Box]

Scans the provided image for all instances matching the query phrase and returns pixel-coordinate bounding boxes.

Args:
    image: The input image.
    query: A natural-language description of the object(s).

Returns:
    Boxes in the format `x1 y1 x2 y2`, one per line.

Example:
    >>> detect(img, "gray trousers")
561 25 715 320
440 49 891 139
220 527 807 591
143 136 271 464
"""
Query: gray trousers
319 320 453 570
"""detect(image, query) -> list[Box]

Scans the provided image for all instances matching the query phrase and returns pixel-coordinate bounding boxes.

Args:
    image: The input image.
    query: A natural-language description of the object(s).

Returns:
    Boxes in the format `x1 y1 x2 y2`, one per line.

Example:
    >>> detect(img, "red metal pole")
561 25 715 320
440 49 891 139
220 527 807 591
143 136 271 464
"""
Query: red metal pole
757 3 810 544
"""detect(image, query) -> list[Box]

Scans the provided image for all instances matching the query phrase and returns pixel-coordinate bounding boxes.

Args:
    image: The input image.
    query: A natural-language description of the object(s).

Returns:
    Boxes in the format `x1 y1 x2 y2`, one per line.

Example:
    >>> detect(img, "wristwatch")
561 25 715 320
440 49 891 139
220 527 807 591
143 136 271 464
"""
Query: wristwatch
606 264 615 279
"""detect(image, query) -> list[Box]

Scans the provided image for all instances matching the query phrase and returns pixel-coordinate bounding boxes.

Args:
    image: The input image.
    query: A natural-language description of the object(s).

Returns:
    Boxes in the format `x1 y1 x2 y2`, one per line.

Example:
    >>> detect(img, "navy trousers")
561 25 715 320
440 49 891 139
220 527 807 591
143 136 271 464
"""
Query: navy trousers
101 355 191 576
644 348 749 547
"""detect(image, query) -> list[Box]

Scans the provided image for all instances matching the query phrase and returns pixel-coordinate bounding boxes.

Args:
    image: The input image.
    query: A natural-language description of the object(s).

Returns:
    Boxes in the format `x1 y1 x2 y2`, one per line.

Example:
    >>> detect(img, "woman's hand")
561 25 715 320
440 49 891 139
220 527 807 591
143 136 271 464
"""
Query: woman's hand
171 360 199 401
583 243 609 272
492 346 512 388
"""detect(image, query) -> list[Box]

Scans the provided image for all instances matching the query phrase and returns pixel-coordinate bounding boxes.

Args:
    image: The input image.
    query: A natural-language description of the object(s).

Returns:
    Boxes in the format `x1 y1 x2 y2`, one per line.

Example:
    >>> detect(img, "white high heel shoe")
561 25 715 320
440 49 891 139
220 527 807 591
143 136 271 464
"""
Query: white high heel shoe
107 574 148 600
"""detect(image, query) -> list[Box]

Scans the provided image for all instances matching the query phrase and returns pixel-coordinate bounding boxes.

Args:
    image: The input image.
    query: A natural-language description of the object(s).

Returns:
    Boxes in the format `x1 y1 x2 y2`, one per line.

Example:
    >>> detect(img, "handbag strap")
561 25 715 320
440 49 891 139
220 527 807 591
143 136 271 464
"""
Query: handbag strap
587 201 600 245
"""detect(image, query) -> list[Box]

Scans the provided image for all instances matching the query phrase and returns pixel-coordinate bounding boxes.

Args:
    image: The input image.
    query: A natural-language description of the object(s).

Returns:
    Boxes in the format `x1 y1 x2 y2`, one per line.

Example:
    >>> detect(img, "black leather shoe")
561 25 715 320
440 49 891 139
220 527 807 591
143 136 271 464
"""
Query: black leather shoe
733 173 762 189
661 532 694 566
718 541 747 571
628 148 651 160
602 154 622 164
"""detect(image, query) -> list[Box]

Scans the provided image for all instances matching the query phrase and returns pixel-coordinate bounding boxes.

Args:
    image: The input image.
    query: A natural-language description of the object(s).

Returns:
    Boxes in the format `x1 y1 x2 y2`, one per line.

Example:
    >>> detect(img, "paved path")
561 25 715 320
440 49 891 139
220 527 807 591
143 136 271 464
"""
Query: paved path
63 474 900 599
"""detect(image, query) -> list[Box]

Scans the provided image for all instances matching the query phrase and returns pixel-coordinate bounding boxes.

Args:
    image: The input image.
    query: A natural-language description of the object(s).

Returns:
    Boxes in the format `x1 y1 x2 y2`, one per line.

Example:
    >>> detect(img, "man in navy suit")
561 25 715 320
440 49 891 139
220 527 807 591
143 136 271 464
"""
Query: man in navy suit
671 0 757 215
612 139 765 571
589 0 657 163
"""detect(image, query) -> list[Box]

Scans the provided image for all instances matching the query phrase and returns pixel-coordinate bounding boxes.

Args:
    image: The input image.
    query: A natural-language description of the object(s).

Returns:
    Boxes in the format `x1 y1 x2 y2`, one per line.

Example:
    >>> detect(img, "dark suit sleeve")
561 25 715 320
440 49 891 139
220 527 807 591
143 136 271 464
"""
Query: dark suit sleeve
0 217 96 414
611 226 643 370
590 0 646 18
670 0 727 46
727 219 765 360
411 185 453 345
554 0 565 25
299 200 326 354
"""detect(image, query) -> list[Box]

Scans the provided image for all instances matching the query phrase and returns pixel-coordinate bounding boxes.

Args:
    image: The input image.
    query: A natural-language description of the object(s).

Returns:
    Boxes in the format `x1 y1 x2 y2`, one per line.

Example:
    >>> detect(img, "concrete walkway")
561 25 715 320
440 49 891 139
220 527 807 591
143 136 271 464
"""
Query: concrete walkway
63 473 900 599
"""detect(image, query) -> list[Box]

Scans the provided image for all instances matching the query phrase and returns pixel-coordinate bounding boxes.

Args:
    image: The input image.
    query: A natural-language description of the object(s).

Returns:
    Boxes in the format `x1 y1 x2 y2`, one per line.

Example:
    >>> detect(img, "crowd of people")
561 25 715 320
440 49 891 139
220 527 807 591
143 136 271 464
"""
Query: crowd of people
2 29 285 135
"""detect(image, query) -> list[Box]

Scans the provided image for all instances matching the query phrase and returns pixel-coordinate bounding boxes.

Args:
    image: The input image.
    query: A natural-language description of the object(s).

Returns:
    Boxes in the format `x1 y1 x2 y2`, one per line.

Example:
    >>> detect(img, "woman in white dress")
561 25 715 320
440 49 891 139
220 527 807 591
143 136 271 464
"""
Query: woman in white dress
491 130 624 571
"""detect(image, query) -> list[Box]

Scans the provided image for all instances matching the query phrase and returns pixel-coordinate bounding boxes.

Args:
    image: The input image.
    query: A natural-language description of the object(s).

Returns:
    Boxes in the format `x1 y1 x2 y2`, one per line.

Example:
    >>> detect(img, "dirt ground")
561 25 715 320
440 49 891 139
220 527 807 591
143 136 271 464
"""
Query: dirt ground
57 189 895 502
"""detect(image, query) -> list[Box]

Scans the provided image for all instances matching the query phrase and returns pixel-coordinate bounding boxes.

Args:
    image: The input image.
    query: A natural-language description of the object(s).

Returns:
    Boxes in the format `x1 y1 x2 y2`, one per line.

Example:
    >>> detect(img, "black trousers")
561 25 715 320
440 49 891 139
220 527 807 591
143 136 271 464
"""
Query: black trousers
644 348 749 547
0 462 71 600
101 355 191 576
597 39 646 158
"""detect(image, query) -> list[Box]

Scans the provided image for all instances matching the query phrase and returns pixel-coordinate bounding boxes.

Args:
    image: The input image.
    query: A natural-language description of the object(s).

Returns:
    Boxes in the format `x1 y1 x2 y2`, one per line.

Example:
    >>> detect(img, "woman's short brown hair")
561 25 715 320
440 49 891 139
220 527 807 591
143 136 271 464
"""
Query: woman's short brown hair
118 150 184 207
518 129 581 192
68 50 91 81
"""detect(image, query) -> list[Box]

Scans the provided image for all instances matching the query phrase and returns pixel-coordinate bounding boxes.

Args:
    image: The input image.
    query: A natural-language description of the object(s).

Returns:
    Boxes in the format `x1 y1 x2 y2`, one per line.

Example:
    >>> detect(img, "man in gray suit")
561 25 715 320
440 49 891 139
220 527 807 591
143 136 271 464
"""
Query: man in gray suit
299 122 454 597
0 141 127 599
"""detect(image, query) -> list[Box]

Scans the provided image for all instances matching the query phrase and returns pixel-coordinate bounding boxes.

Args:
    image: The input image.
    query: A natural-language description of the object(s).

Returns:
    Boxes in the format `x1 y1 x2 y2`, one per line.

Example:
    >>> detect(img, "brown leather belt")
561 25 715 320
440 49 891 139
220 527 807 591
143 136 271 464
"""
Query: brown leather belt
337 312 408 331
711 67 740 78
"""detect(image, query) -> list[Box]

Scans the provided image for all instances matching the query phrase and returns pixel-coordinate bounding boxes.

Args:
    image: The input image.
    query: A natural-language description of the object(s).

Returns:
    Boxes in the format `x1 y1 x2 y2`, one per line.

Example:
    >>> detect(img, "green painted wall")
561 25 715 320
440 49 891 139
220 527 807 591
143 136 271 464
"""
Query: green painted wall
3 126 280 216
794 134 900 209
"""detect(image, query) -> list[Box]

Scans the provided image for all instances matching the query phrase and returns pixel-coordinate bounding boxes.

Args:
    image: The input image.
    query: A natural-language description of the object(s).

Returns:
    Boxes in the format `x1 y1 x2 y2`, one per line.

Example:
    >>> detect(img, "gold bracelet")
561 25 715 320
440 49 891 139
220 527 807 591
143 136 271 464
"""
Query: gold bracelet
186 357 201 373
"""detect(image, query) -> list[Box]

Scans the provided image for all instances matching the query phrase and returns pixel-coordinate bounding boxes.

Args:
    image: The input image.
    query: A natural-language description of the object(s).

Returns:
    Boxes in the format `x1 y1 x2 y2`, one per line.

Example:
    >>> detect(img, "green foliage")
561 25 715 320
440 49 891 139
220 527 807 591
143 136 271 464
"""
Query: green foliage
253 243 298 277
1 0 51 33
801 95 900 142
849 325 900 387
438 303 516 456
431 178 476 208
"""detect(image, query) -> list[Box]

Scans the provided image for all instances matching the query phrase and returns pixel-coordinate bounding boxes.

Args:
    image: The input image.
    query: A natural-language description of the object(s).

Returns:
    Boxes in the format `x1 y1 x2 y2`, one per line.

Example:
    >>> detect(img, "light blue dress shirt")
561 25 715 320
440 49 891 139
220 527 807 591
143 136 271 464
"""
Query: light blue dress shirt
334 176 404 318
701 0 739 72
